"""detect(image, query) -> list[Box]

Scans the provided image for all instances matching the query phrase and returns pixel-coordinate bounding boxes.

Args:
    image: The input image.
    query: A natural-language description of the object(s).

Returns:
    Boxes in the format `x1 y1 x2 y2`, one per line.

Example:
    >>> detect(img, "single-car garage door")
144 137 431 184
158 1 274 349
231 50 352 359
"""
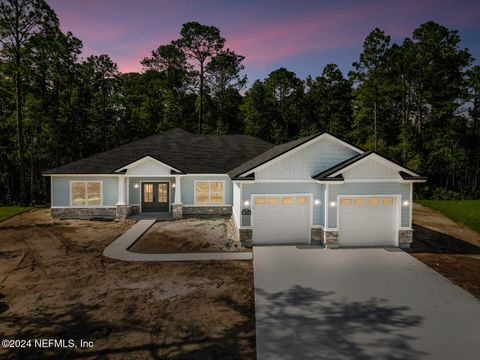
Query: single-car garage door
252 195 310 245
339 196 397 247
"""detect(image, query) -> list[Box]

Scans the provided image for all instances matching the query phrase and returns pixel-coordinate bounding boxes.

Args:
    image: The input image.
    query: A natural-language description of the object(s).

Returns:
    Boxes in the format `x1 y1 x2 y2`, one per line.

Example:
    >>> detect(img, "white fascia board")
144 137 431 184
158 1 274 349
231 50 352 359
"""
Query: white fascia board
330 153 419 178
241 133 364 177
114 155 182 173
44 174 118 177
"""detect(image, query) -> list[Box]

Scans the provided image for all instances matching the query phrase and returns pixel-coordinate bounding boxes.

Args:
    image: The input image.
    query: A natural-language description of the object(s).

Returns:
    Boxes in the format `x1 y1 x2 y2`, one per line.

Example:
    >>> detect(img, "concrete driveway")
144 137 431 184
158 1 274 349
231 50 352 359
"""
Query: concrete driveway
253 246 480 360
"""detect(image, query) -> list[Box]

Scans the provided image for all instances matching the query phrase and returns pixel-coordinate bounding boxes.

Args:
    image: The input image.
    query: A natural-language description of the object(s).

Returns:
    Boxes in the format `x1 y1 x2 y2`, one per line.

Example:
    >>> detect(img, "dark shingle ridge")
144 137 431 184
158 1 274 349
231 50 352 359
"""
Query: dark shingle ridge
43 128 275 175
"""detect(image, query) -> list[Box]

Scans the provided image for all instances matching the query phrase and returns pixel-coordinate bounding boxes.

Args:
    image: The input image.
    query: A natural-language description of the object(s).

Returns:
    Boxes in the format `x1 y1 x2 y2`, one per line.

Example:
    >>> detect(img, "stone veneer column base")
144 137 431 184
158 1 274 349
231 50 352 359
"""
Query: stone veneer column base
324 230 339 248
311 228 323 244
115 205 130 220
398 229 413 248
239 229 253 248
172 204 183 220
228 215 252 248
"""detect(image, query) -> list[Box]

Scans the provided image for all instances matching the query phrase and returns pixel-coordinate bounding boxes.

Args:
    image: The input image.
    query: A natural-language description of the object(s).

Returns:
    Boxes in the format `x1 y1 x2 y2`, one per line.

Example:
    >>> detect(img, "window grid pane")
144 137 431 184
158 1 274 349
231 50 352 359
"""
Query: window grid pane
144 184 153 202
195 181 223 205
72 182 86 206
158 184 168 202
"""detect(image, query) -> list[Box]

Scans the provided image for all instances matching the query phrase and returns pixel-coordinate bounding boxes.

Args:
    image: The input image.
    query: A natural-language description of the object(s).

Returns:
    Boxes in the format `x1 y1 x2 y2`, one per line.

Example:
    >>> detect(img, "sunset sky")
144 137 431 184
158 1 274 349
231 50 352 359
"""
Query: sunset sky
48 0 480 81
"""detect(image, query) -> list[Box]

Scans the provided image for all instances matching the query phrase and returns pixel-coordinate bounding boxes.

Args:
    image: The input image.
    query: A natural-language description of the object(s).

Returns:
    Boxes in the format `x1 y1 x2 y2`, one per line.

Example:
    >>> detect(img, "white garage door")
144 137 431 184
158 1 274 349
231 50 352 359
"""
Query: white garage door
252 195 310 245
339 196 396 247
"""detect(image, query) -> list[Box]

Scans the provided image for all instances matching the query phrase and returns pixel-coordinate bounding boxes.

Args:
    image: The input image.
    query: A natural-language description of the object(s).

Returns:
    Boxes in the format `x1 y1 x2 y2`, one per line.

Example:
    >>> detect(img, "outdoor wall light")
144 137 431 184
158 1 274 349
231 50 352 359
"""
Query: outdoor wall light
172 183 176 188
314 199 321 205
134 183 139 189
403 200 409 206
330 201 336 207
244 200 250 206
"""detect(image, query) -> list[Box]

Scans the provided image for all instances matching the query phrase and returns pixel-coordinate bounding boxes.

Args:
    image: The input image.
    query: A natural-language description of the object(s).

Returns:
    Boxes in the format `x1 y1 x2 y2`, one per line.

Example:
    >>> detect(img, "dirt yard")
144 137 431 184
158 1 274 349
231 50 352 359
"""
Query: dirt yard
130 218 249 253
0 209 255 359
410 203 480 299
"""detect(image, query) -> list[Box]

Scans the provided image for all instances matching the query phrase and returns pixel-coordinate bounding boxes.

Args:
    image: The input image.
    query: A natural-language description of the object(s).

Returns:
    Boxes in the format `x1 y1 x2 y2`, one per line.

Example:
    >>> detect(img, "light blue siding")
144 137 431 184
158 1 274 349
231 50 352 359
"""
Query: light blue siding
241 182 325 227
327 182 411 228
180 175 233 205
128 177 175 205
51 176 118 207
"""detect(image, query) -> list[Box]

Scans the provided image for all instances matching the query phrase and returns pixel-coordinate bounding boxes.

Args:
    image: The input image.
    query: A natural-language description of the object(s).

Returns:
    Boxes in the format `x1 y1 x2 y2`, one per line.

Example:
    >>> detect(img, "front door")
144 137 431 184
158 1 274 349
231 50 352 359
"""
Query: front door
141 182 169 212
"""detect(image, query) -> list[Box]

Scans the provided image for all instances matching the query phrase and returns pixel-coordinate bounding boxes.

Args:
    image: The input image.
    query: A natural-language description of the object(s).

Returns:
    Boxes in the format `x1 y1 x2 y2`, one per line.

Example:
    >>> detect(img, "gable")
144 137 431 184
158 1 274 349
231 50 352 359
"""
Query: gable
342 158 401 179
118 156 174 176
255 137 359 180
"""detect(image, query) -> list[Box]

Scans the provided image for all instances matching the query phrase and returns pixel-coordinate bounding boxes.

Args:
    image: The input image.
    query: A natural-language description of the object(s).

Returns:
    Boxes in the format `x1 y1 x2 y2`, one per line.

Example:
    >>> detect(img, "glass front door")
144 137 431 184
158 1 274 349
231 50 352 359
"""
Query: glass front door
141 182 169 212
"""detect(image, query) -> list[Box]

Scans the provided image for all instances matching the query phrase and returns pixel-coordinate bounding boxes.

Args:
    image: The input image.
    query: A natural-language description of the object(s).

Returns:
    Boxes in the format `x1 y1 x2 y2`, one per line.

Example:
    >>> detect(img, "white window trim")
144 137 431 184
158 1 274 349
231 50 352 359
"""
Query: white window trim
69 180 103 208
194 180 226 206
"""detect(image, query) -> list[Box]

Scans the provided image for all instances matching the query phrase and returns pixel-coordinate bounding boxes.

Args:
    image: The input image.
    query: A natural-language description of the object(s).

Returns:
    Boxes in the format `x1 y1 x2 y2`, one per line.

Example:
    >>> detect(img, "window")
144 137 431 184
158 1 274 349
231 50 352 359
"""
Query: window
71 181 102 206
296 196 307 205
195 180 224 205
144 184 153 203
340 198 352 206
354 198 365 206
368 197 378 206
268 197 279 205
383 197 394 205
255 197 265 205
282 197 293 205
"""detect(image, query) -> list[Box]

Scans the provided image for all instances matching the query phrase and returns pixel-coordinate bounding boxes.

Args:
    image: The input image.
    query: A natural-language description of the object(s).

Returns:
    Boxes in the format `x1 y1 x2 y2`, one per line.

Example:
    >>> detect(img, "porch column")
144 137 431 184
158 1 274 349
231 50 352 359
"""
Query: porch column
173 175 182 204
172 175 183 220
115 175 128 220
116 175 126 205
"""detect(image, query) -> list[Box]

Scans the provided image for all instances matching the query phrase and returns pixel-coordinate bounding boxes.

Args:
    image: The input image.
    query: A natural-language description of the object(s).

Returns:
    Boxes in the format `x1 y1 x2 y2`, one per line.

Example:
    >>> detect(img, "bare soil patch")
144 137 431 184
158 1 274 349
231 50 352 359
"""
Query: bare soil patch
130 218 249 253
410 205 480 299
413 203 480 247
0 209 255 359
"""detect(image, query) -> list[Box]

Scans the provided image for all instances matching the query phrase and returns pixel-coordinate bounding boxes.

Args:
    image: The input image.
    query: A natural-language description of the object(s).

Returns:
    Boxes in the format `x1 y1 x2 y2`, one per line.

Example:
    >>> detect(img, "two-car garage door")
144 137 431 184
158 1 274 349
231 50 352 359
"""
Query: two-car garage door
252 195 310 245
251 194 398 247
339 196 397 247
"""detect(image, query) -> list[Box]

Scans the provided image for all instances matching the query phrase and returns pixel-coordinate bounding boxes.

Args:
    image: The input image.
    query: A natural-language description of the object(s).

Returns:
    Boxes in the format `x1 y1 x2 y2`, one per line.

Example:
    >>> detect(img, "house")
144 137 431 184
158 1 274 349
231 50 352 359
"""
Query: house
43 128 427 248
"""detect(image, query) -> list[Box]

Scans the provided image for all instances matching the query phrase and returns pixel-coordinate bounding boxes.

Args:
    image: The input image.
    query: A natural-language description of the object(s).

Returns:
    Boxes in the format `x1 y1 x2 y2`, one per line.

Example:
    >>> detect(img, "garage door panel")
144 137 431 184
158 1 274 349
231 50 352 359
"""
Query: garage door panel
339 196 396 247
253 195 310 245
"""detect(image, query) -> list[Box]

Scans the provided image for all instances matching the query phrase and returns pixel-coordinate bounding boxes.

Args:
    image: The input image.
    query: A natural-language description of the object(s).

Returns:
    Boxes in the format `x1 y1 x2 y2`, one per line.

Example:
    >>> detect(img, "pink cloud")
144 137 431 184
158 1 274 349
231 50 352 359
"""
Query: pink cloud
225 0 436 69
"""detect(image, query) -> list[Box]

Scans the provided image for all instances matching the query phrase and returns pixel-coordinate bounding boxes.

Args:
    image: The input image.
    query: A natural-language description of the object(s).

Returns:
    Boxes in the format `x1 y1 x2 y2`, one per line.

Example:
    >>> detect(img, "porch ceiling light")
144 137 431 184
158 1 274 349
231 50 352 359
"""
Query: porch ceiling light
330 201 336 207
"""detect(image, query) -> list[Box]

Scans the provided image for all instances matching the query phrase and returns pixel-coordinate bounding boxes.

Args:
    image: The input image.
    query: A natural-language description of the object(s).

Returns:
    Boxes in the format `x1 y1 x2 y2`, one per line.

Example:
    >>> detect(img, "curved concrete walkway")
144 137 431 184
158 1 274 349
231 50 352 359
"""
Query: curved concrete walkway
103 219 252 262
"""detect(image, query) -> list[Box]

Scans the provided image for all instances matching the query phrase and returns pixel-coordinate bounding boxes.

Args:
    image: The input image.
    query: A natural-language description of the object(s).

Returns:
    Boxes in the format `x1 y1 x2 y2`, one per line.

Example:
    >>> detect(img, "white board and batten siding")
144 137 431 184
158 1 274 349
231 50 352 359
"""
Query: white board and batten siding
343 158 401 179
124 157 172 176
255 138 359 180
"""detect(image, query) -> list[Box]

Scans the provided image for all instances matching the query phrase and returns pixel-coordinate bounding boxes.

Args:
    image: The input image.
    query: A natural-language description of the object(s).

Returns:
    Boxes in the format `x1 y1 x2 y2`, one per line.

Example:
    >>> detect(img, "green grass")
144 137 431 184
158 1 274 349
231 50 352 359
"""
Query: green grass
416 200 480 234
0 206 32 222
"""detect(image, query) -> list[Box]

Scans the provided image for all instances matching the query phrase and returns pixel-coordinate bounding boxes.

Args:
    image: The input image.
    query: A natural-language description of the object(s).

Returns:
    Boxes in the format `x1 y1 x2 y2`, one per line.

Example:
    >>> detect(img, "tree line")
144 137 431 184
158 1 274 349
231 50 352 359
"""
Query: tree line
1 0 479 204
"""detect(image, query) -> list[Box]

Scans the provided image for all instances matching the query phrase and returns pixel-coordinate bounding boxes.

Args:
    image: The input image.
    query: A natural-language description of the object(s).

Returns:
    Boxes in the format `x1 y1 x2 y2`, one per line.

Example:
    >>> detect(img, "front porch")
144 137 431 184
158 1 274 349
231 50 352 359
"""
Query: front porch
115 174 183 220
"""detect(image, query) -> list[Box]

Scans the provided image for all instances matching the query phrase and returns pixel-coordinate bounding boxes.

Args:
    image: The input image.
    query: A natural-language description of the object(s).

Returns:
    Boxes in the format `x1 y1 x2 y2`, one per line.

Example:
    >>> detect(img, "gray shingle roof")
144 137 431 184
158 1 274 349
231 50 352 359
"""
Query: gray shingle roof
43 128 275 175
